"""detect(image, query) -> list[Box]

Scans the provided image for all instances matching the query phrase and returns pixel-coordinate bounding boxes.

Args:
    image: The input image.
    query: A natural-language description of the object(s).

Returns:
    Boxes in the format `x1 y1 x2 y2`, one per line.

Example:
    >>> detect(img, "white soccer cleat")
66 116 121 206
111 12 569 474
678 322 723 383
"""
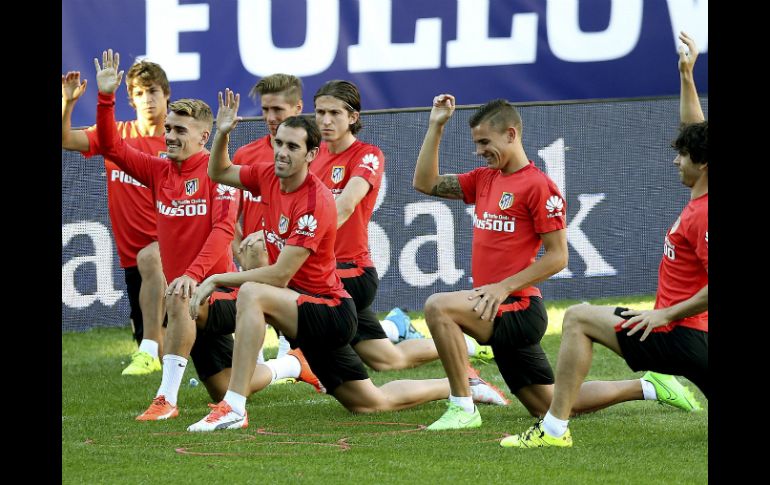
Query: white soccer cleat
187 400 248 432
468 366 510 406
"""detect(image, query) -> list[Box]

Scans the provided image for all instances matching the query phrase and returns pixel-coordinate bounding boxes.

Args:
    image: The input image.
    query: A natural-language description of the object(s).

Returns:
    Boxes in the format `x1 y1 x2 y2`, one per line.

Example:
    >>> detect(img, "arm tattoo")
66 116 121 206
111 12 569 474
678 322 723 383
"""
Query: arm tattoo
430 175 464 199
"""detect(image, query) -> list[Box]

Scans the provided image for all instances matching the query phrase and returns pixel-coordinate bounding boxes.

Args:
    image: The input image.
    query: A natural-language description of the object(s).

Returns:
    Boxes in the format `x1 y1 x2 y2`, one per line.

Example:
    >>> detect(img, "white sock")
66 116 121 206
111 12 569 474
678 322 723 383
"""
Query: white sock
223 390 247 416
277 334 291 358
157 355 187 406
380 319 400 343
264 355 302 382
138 339 159 358
257 347 265 365
463 335 476 356
641 378 657 400
542 411 569 438
449 394 475 414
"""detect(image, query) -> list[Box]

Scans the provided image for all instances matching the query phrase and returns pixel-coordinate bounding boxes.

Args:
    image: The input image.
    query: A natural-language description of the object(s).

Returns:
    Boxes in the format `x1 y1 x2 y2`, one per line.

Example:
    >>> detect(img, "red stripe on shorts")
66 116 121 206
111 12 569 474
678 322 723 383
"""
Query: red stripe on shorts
336 266 366 279
208 287 240 304
297 294 343 307
614 319 675 333
496 296 531 317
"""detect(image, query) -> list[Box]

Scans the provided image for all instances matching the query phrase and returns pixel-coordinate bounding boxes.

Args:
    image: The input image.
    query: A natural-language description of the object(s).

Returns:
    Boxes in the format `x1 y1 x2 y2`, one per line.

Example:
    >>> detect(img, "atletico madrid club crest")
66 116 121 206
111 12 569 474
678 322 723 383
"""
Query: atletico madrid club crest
185 178 199 196
278 214 290 234
331 166 345 184
499 192 514 210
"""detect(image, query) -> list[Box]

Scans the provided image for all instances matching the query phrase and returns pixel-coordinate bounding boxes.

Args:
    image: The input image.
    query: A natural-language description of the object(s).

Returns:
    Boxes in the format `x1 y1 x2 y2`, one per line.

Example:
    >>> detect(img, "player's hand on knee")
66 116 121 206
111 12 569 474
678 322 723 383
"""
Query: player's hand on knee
469 283 507 321
620 309 672 341
189 276 215 320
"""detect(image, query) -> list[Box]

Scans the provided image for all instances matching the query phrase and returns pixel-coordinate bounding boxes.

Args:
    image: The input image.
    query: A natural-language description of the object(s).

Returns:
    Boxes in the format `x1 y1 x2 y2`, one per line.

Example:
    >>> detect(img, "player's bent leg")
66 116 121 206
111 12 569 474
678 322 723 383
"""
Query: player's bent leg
424 291 495 398
229 283 300 396
332 378 448 414
163 292 197 357
354 338 436 371
136 242 167 353
515 384 555 418
202 368 232 403
549 303 626 420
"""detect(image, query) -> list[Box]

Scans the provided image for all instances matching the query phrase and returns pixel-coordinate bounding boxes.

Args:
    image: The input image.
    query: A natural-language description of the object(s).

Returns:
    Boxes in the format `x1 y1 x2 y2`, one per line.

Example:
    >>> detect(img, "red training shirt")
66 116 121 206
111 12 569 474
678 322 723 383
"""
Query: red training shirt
457 161 566 297
654 193 708 332
95 92 239 283
82 121 163 268
310 139 384 268
239 162 348 299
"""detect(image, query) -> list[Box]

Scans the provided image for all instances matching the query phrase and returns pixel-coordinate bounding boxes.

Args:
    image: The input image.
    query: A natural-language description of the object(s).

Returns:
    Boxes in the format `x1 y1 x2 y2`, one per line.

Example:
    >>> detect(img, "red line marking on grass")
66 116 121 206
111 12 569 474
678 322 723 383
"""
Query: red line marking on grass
255 421 426 437
175 438 350 456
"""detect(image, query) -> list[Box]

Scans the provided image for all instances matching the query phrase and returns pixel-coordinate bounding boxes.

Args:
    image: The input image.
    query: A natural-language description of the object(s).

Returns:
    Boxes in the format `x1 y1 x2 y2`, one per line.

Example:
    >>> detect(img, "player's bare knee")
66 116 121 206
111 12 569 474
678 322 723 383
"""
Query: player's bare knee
562 303 591 335
237 282 266 310
242 245 268 270
424 293 450 331
136 243 162 274
164 293 188 319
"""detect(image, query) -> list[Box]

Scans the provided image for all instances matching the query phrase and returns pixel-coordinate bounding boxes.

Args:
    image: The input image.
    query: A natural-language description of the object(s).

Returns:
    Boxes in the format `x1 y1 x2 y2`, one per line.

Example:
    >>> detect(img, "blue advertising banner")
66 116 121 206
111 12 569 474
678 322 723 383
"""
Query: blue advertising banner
62 97 708 331
62 0 708 128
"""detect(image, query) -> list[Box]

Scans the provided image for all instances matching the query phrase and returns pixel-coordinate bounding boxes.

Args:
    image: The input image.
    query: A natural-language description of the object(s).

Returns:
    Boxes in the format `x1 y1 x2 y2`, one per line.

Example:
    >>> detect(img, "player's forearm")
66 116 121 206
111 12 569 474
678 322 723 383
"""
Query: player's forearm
498 248 568 295
680 78 705 124
413 122 444 194
211 264 292 289
335 201 354 228
661 285 708 322
96 92 123 159
61 99 89 151
209 131 233 180
184 207 239 281
61 98 75 143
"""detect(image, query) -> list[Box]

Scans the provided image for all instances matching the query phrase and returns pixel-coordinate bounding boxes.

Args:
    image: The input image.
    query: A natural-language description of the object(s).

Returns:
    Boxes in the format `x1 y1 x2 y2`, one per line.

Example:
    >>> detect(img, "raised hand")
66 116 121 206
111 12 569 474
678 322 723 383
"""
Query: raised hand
93 49 124 94
677 31 699 78
429 93 456 126
62 71 87 101
215 88 242 135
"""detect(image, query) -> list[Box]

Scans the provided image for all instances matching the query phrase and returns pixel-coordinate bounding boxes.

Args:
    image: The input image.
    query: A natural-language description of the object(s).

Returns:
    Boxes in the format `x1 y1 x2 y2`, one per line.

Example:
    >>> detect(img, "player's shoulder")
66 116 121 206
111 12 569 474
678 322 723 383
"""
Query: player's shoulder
353 140 384 161
524 162 561 192
683 193 708 224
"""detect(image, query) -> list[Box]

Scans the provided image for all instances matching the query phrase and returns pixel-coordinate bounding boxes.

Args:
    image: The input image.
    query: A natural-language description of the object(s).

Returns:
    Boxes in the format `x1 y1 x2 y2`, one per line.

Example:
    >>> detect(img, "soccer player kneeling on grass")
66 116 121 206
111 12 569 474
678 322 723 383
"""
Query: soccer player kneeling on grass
184 90 506 432
503 32 707 448
413 94 701 433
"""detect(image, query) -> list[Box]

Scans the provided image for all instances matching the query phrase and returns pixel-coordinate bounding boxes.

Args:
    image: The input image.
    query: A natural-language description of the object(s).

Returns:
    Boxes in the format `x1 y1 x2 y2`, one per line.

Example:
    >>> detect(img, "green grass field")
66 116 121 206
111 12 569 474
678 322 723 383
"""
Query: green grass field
62 295 707 484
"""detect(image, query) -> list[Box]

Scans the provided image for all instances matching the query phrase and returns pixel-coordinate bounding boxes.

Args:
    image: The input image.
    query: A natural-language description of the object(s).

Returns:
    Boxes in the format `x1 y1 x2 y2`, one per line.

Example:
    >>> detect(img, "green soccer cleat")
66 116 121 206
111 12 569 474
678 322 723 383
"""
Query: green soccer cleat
642 371 703 412
122 350 161 376
271 377 298 385
426 402 482 431
500 419 573 448
472 344 494 362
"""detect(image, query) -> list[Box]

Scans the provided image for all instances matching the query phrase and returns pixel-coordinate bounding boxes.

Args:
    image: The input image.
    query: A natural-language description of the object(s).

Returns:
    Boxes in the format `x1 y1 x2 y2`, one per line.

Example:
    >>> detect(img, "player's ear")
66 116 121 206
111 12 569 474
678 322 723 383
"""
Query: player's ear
506 126 517 143
306 146 319 163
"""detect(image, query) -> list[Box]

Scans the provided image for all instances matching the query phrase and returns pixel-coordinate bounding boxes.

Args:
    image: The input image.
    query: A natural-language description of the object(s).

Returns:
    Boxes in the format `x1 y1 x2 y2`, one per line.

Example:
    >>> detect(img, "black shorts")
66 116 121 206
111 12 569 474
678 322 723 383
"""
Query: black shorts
123 266 143 343
614 307 709 398
189 289 238 381
478 296 554 393
338 264 387 345
288 294 369 394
